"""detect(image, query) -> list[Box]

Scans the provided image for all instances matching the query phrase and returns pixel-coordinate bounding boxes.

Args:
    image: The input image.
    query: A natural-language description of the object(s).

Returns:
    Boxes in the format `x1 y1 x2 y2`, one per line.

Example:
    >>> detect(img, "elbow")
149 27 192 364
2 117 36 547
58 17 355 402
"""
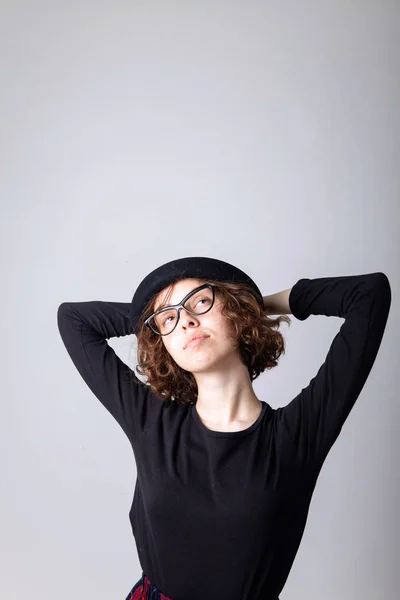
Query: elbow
372 272 392 311
57 302 73 324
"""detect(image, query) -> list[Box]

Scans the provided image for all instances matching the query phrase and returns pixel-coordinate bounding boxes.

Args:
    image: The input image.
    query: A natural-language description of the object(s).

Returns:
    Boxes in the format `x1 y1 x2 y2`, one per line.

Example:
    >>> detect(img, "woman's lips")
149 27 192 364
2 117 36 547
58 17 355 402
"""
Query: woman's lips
186 335 208 349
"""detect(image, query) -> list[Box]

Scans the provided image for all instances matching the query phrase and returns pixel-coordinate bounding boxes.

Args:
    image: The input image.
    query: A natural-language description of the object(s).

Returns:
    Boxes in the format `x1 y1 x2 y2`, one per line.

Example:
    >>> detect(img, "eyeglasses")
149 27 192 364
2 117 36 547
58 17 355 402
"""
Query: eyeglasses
145 284 216 336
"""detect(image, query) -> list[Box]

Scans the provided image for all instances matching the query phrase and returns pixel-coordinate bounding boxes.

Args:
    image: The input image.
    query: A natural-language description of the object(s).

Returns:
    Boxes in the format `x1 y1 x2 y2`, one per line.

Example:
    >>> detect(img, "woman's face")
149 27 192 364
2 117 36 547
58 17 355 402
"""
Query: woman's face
153 278 238 374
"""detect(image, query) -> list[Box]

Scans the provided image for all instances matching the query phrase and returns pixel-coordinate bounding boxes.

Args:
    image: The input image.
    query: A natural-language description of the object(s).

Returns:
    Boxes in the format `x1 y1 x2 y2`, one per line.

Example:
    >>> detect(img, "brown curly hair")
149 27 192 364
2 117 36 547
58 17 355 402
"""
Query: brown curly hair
130 278 291 406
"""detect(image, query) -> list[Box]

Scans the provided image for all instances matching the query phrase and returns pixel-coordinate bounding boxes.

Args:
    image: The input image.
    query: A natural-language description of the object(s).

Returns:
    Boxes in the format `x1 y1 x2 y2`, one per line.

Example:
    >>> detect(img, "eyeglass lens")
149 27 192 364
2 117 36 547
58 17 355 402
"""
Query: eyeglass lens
150 286 214 335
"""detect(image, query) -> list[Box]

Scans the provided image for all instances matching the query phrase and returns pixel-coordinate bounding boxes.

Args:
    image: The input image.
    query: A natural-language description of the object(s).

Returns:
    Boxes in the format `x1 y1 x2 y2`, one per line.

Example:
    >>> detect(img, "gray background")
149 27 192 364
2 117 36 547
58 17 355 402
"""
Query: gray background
1 1 399 598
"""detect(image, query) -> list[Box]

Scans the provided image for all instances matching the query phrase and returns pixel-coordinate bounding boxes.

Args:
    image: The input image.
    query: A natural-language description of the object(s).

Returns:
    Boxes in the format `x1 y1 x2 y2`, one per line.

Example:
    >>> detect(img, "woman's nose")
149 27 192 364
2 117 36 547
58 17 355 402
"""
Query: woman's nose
178 308 199 327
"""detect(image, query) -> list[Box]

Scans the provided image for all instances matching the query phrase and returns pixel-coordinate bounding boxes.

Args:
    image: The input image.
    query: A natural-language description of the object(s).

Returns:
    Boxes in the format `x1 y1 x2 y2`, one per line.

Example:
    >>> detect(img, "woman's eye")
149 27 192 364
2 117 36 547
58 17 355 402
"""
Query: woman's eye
198 298 210 306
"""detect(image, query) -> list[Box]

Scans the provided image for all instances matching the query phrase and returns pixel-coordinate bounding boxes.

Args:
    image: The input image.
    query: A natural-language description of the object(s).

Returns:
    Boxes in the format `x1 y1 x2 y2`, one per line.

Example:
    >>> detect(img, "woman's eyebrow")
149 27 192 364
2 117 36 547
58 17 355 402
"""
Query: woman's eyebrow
155 287 200 311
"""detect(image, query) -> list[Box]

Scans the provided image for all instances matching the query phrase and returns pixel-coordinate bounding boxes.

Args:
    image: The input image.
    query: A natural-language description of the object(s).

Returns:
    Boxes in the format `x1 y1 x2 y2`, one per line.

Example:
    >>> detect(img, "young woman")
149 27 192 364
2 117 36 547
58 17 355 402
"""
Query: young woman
57 256 391 600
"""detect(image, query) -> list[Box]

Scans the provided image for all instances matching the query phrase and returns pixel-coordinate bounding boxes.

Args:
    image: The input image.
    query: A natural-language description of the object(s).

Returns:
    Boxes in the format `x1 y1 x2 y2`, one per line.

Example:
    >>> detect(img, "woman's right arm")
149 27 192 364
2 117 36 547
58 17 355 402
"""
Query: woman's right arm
57 300 156 440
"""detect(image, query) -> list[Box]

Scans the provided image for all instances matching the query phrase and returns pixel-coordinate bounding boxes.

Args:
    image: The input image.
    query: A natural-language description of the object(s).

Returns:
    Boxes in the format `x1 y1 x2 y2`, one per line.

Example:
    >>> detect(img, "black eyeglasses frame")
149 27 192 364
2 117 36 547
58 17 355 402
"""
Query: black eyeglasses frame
145 283 216 336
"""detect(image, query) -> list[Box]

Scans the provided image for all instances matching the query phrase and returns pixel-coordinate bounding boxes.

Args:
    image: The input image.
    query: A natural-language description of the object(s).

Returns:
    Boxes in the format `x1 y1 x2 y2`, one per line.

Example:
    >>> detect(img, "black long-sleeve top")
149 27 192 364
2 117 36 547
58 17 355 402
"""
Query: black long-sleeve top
56 272 391 600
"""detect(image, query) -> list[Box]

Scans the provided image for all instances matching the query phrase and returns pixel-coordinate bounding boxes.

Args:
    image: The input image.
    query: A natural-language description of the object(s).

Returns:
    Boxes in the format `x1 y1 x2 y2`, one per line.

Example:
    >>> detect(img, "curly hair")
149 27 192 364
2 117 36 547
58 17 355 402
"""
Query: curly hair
130 278 291 406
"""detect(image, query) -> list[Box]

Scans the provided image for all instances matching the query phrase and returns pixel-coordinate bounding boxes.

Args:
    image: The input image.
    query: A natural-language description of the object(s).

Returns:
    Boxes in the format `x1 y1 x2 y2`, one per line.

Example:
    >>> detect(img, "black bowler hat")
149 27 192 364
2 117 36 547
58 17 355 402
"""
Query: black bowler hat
130 256 263 335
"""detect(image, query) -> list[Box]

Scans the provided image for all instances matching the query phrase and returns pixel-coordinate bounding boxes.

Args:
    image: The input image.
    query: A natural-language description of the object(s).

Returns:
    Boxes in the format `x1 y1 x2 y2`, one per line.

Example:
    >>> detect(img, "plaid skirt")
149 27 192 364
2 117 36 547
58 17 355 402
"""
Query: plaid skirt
125 571 173 600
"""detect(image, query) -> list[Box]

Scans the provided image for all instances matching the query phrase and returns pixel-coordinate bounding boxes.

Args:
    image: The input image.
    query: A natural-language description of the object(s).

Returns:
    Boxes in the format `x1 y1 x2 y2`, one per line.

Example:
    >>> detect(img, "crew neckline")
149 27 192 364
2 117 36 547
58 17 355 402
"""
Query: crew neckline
191 401 268 438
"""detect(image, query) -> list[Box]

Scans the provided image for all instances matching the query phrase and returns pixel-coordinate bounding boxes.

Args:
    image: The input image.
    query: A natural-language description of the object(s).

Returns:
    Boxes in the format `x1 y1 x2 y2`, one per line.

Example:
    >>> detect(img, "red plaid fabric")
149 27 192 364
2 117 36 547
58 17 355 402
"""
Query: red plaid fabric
126 573 173 600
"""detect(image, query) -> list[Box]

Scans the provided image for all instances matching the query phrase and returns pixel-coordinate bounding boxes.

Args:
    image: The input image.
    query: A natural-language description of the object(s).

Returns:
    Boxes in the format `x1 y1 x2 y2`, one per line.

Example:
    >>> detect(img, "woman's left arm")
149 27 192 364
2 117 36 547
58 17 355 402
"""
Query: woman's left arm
274 272 392 473
263 287 293 315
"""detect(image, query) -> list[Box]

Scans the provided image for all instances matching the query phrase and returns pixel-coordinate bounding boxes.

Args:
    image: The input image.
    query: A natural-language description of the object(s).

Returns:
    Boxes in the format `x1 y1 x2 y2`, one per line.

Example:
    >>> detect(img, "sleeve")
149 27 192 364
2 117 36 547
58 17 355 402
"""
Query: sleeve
275 272 391 472
57 300 162 441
